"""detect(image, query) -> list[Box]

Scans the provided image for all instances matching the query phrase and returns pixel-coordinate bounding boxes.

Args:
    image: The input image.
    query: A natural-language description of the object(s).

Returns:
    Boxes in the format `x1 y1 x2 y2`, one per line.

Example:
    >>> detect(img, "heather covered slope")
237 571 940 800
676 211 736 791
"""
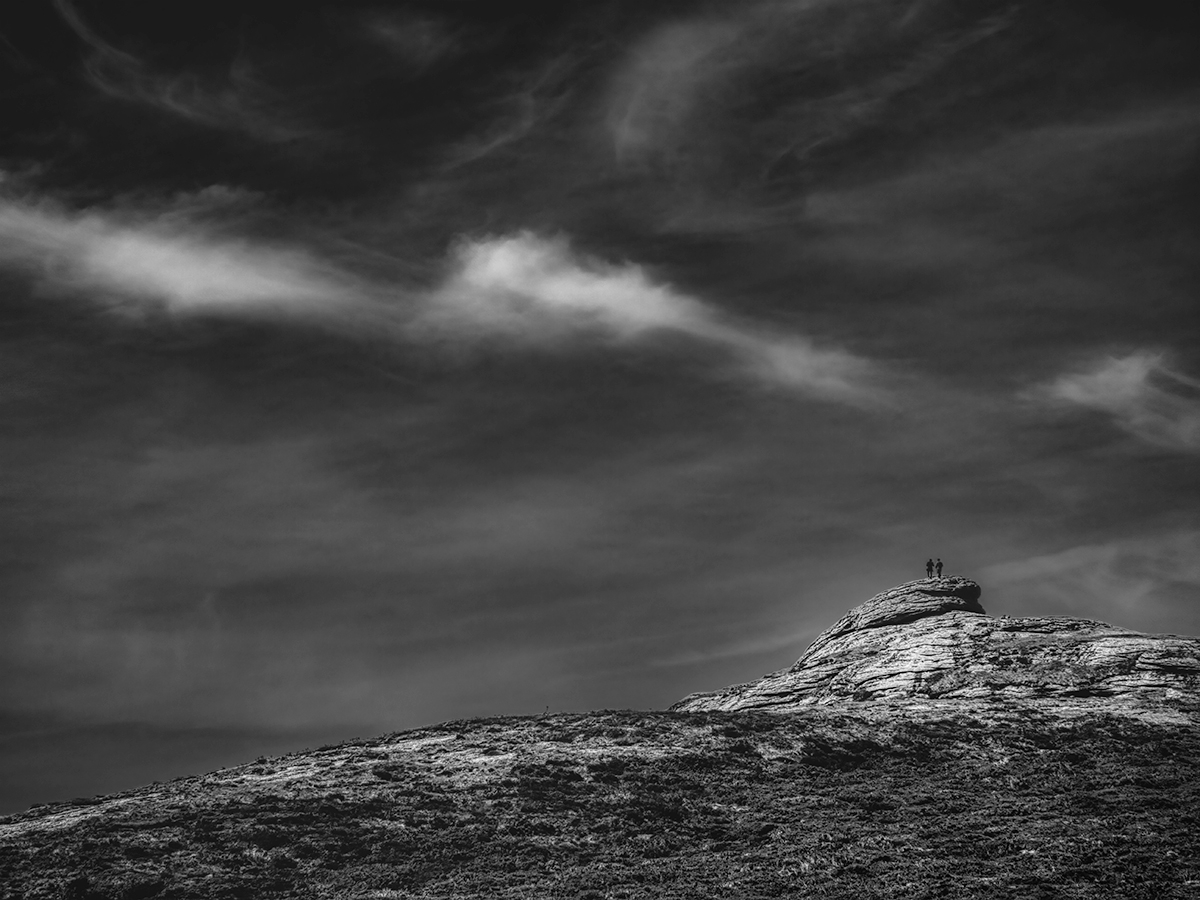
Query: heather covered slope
4 578 1200 898
673 578 1200 714
2 706 1199 900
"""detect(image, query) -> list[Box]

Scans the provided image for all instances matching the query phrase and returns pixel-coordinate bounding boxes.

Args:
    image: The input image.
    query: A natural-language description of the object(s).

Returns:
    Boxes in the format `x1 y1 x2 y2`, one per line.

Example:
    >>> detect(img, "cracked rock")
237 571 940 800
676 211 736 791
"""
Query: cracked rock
672 577 1200 716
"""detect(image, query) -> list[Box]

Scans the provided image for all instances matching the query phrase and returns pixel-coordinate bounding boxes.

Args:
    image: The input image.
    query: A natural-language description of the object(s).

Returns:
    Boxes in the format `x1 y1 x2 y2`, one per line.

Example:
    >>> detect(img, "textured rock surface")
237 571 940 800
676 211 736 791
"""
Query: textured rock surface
673 577 1200 715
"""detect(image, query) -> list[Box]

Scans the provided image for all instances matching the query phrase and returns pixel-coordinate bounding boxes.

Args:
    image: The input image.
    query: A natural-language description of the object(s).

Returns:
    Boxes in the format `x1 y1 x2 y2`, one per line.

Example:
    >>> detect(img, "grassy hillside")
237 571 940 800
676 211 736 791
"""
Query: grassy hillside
2 704 1197 899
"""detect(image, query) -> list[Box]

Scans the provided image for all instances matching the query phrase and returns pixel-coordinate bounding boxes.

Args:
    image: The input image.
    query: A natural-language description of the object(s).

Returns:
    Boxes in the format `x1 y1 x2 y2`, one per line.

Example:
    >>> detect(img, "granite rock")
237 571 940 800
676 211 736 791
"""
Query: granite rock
672 577 1200 716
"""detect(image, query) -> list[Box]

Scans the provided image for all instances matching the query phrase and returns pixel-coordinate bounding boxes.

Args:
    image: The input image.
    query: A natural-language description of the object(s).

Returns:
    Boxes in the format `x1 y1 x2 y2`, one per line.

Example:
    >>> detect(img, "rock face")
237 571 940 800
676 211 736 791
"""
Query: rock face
672 577 1200 713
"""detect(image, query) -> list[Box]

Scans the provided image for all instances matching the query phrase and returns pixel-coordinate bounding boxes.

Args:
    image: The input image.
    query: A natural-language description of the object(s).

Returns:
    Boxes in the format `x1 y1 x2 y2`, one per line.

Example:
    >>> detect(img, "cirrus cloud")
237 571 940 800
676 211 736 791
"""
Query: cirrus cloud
607 17 743 165
982 529 1200 632
428 232 885 405
53 0 312 144
1041 351 1200 453
0 197 369 321
0 193 884 405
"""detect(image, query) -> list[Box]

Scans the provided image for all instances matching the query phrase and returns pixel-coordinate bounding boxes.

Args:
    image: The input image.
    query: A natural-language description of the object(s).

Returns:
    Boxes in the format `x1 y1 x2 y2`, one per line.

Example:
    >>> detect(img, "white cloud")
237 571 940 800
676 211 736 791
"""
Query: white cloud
428 232 882 404
1042 351 1200 452
982 530 1200 631
433 232 705 337
0 198 365 320
0 192 882 403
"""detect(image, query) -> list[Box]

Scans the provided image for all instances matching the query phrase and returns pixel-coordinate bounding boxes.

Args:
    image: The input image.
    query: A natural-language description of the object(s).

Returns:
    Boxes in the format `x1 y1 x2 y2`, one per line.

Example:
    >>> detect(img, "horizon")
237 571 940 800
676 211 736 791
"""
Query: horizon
1 0 1199 815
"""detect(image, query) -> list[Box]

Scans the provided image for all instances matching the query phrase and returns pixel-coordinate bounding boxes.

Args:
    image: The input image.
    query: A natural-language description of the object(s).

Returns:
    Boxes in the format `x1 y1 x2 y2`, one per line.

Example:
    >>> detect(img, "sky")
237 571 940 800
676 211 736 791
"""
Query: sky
0 0 1198 814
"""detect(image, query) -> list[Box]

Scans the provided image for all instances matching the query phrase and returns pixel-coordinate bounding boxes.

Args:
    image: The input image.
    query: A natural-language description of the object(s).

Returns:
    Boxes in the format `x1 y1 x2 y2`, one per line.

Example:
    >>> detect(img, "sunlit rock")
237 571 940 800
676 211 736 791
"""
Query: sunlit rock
672 577 1200 713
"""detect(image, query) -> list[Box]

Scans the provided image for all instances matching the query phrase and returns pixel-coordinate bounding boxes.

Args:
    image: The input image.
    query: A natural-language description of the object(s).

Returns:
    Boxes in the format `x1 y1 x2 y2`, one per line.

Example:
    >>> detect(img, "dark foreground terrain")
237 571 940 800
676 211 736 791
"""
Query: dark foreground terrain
2 702 1198 899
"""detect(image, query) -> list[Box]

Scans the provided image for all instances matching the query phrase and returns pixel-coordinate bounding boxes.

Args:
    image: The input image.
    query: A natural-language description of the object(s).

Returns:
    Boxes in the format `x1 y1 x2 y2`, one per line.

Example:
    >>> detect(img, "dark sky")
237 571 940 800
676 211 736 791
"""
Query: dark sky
1 0 1198 814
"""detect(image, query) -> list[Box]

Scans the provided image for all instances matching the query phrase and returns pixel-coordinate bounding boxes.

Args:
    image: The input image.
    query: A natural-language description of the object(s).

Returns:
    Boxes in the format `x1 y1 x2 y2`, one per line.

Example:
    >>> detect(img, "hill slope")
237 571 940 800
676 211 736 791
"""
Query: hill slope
3 580 1199 900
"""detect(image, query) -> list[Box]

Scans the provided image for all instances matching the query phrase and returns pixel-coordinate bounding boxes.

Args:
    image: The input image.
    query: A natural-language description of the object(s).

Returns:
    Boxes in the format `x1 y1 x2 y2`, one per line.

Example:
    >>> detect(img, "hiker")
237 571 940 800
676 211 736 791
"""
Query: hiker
925 558 934 578
935 559 943 577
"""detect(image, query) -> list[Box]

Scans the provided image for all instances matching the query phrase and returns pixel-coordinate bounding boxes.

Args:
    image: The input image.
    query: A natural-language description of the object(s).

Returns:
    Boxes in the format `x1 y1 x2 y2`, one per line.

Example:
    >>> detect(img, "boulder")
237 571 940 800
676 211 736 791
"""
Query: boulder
672 577 1200 715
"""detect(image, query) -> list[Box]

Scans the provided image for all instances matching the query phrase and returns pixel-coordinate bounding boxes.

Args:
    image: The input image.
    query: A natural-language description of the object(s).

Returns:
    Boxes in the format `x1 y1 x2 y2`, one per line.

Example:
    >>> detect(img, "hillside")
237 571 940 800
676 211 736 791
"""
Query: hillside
2 580 1199 900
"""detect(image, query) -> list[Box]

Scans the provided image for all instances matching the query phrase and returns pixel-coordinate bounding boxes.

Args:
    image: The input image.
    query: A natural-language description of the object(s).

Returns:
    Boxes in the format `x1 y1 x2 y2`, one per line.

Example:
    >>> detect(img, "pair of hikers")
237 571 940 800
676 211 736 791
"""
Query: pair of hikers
925 558 943 578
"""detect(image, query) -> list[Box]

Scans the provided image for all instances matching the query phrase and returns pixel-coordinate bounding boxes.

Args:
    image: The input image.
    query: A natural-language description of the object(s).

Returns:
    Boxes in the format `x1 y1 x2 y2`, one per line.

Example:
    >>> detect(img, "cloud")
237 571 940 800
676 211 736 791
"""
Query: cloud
0 190 882 403
427 232 883 404
434 232 705 337
982 530 1200 632
0 197 369 321
604 0 1015 174
54 0 309 143
607 17 743 164
1041 352 1200 452
359 9 462 70
1 433 759 729
441 54 579 172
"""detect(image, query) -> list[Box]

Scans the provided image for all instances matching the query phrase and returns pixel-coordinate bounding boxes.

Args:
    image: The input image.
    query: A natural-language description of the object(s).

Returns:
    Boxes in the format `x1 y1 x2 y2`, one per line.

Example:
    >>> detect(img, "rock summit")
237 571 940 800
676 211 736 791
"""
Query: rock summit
673 577 1200 715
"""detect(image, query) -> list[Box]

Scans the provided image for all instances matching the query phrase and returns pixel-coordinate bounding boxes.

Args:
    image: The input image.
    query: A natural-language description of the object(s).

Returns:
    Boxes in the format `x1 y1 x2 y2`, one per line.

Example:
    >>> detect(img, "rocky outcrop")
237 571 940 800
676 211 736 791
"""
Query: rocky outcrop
672 577 1200 714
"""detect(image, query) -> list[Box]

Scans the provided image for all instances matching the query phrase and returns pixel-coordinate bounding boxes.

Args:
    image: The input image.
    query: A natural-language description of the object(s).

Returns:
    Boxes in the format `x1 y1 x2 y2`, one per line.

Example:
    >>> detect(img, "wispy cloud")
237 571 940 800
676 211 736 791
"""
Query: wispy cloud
426 232 884 404
604 0 1014 176
54 0 310 143
4 435 752 727
607 17 743 165
358 9 462 70
441 55 578 172
0 192 883 404
0 197 368 321
982 530 1200 632
1040 352 1200 452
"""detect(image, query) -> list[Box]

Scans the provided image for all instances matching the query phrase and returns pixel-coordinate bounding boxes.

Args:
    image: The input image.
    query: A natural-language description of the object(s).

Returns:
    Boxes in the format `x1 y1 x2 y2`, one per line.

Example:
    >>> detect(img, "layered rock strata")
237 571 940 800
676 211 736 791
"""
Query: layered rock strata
672 577 1200 713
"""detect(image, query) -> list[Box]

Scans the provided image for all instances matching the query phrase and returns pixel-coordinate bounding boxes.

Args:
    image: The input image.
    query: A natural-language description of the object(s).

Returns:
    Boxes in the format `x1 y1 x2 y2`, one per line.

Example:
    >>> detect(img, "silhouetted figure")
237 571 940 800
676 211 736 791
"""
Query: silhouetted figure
925 559 934 578
935 559 943 577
